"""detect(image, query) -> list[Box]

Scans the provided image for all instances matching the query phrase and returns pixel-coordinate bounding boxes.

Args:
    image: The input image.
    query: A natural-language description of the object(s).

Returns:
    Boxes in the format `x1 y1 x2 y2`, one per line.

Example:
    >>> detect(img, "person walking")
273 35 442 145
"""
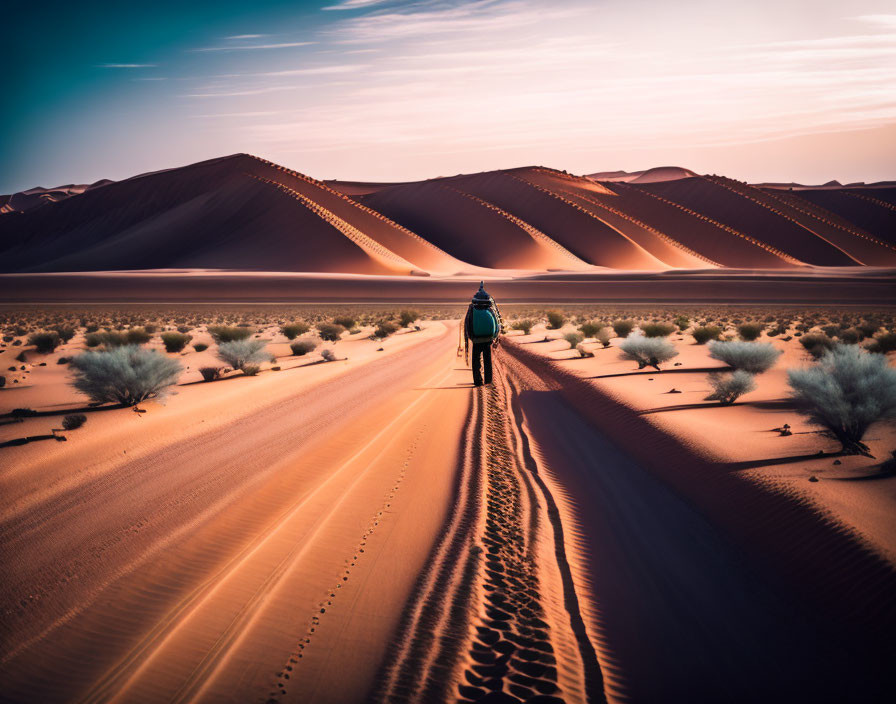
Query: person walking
461 282 503 386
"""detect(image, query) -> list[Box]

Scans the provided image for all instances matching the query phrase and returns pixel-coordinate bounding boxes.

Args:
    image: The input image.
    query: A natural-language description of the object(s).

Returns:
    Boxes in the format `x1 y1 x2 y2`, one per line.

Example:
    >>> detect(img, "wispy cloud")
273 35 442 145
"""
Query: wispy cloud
322 0 393 10
97 63 156 68
182 85 301 98
191 41 313 52
854 14 896 29
226 34 268 39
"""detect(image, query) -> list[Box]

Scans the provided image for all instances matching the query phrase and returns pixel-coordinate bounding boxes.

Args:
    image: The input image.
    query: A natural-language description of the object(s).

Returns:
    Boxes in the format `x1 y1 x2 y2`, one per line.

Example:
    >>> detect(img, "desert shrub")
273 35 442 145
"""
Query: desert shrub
596 328 612 347
737 323 763 341
318 323 344 341
177 325 192 334
579 321 601 338
546 311 565 329
208 325 254 343
788 345 896 455
85 323 99 334
85 333 103 348
692 325 722 344
126 328 152 345
673 315 689 331
575 343 593 358
866 333 896 355
767 324 787 337
398 310 420 327
28 331 61 354
619 334 679 371
290 339 318 356
821 324 841 338
62 413 87 430
143 324 157 334
708 341 782 374
0 375 5 388
612 319 635 338
858 320 881 338
69 346 183 406
242 364 261 376
374 321 399 338
216 339 269 371
281 322 310 340
97 331 130 347
199 366 225 382
15 351 26 362
54 327 76 343
161 332 192 353
511 320 534 335
799 333 835 359
193 343 209 352
641 322 675 338
706 370 756 405
321 348 336 362
564 332 585 348
837 328 862 345
57 357 70 365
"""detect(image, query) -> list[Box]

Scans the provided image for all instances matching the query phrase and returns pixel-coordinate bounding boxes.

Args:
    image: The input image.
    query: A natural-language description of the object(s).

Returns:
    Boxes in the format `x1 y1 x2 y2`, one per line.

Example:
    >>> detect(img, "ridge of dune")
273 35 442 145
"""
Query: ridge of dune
242 155 471 275
248 175 420 275
615 181 805 266
439 184 593 270
501 172 673 269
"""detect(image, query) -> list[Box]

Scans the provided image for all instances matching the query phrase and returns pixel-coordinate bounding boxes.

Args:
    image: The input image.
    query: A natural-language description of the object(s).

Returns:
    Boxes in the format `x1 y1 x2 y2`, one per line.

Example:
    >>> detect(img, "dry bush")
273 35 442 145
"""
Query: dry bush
612 320 635 338
317 323 344 342
62 413 87 430
641 322 675 338
692 326 722 344
619 334 678 371
546 311 565 329
69 346 182 406
161 332 192 353
737 323 763 341
216 339 269 371
706 370 756 405
511 320 534 335
788 345 896 455
281 323 310 340
708 341 782 374
27 332 61 354
290 339 317 356
208 326 254 343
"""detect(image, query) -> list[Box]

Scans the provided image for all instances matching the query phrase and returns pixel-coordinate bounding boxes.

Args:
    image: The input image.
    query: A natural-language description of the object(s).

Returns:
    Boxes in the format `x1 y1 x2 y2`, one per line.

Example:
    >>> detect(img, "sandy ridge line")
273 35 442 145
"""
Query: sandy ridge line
79 362 457 704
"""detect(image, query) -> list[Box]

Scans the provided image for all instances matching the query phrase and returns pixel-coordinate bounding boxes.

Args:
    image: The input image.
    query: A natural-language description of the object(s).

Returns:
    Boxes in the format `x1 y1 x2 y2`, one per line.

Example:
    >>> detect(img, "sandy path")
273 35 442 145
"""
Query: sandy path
0 325 473 702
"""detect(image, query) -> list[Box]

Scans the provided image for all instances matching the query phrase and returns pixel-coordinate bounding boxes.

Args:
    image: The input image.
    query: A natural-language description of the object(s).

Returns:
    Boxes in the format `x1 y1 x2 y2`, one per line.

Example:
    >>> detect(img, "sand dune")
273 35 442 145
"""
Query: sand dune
2 155 894 275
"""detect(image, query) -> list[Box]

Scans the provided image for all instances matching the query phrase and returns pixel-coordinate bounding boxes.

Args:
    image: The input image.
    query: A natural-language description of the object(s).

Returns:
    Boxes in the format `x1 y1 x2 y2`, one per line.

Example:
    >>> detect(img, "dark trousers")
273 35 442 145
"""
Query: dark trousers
472 342 492 385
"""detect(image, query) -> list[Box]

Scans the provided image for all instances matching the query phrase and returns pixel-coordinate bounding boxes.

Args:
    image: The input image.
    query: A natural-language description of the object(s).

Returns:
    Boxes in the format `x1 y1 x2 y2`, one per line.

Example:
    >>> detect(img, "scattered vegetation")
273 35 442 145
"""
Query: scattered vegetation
321 348 336 362
62 413 87 430
737 323 763 341
706 370 756 405
290 339 318 356
788 345 896 456
640 322 675 338
692 326 722 345
619 334 679 371
208 325 254 343
199 366 226 382
281 323 310 340
579 321 601 338
69 346 183 406
193 343 209 352
28 332 61 354
374 321 399 338
799 333 836 359
399 310 420 327
867 332 896 355
546 311 565 329
575 343 593 358
595 328 612 347
216 339 270 373
332 316 356 330
564 332 585 348
317 323 344 342
708 341 782 374
161 332 192 353
673 315 689 331
511 319 534 335
612 319 635 338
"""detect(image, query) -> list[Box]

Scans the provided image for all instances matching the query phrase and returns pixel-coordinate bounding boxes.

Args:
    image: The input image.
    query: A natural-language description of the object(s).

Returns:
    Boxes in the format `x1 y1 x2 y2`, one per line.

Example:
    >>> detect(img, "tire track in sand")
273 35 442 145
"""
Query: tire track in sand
371 356 604 704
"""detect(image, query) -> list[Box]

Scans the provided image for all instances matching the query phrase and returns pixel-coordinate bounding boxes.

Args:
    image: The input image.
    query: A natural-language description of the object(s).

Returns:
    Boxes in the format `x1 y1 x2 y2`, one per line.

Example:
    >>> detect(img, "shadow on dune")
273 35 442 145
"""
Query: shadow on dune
0 403 126 419
722 451 845 471
639 398 797 414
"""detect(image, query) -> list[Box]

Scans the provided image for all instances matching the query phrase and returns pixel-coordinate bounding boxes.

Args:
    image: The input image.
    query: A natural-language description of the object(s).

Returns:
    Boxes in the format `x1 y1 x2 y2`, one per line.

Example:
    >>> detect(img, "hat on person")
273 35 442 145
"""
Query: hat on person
472 281 491 302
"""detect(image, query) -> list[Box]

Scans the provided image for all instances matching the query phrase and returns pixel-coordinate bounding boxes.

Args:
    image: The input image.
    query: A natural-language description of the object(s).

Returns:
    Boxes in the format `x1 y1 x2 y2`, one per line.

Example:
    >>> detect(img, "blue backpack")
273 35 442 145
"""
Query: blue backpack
471 307 498 343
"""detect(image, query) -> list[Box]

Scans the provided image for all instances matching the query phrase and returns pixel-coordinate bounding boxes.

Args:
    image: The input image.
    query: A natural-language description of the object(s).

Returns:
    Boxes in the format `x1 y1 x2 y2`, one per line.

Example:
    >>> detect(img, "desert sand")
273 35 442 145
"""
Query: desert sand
2 305 894 703
3 154 895 275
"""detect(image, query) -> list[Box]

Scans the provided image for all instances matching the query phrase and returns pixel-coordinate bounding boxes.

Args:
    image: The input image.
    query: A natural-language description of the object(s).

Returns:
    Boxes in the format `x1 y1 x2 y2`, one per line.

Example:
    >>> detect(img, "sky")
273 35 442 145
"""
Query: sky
3 0 895 192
